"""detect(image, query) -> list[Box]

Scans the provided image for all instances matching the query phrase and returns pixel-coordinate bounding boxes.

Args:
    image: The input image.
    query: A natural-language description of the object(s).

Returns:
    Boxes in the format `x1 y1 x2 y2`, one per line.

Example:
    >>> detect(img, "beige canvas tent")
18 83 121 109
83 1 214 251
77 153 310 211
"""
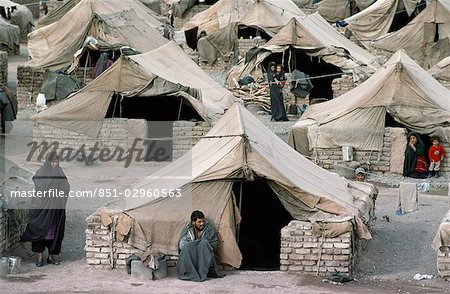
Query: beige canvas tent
288 50 450 153
182 0 305 63
371 0 450 69
317 0 376 22
429 56 450 81
27 0 165 70
227 13 379 89
37 0 81 28
344 0 423 47
109 103 374 268
32 41 236 137
0 16 18 53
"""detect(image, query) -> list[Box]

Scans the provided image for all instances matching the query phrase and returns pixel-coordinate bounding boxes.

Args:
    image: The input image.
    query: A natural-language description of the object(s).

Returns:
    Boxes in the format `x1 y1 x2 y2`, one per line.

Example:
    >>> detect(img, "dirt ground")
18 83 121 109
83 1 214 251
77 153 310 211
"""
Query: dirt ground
1 44 449 293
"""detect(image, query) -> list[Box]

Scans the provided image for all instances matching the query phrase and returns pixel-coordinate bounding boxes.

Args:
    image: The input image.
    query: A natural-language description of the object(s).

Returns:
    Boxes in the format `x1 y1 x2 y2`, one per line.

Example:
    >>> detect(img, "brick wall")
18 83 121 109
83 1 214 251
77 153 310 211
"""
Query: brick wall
280 221 361 275
31 119 211 162
0 206 27 256
46 0 65 15
0 51 7 86
172 4 210 30
237 39 266 59
331 74 357 98
85 209 179 268
15 0 39 18
172 121 212 159
17 65 94 109
309 127 450 174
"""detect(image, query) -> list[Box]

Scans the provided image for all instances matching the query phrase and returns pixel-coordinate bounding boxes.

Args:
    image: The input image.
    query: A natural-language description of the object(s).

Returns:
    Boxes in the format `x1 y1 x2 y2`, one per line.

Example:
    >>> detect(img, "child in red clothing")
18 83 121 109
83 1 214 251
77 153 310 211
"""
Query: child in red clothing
428 136 445 178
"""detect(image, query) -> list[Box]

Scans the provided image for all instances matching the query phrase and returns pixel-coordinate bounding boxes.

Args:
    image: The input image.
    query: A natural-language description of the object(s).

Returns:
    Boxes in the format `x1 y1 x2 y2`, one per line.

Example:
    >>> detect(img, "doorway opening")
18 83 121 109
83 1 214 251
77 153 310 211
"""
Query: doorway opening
233 179 293 270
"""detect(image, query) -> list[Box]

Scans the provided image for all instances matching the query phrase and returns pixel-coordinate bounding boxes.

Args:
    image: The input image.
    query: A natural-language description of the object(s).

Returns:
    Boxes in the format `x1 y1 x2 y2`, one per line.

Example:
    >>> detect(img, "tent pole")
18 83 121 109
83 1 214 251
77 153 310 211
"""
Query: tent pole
236 181 243 245
177 97 183 120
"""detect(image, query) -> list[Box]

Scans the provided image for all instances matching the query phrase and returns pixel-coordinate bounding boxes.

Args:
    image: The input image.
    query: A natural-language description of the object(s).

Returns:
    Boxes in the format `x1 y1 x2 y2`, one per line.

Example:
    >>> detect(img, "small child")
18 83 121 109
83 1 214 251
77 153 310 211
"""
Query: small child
428 136 445 178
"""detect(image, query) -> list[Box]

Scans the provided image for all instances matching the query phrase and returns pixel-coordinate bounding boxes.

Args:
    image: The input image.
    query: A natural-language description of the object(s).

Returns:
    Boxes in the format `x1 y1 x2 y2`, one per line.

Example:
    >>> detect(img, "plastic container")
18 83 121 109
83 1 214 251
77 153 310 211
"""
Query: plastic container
342 146 353 162
0 257 8 275
8 256 21 274
36 93 46 106
153 259 167 280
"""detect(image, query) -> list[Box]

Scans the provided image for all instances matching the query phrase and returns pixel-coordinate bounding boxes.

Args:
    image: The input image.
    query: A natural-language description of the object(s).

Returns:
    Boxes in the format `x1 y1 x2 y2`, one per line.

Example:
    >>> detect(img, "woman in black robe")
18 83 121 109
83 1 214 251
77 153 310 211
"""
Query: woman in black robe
267 62 289 122
21 152 70 267
403 132 428 178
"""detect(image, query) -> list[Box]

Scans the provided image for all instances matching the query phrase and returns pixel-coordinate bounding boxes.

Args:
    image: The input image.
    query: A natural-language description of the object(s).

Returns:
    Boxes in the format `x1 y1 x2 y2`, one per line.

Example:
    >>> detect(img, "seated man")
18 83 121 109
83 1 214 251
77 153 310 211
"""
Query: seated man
177 210 223 282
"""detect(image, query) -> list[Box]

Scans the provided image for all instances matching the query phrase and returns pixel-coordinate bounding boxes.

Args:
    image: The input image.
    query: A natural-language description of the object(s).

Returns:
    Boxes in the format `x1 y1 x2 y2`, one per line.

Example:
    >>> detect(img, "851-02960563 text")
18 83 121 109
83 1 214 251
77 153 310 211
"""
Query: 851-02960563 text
92 188 182 198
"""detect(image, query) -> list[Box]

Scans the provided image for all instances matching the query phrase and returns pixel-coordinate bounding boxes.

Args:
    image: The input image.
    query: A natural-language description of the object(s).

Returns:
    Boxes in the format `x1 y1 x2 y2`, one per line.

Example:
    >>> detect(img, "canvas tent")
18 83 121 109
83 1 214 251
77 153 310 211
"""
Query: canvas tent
371 0 450 69
10 3 33 36
317 0 376 22
32 41 236 137
429 56 450 81
108 103 374 268
27 0 165 70
288 50 450 153
0 16 18 52
37 0 81 28
227 13 379 91
182 0 305 63
344 0 424 47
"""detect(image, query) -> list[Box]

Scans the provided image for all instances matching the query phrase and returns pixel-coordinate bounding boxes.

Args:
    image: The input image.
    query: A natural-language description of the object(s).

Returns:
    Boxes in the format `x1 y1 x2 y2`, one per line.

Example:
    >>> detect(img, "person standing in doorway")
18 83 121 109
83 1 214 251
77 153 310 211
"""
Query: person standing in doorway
267 62 288 122
428 136 445 178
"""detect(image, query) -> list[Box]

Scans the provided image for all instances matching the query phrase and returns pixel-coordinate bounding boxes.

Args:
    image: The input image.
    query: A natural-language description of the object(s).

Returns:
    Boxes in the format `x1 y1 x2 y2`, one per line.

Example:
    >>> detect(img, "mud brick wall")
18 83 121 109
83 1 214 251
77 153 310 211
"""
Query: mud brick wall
85 209 179 268
172 4 210 30
331 74 358 98
172 121 211 159
0 207 26 256
32 119 210 162
280 221 357 275
0 51 7 86
309 128 450 174
17 66 95 109
15 0 40 18
238 39 266 59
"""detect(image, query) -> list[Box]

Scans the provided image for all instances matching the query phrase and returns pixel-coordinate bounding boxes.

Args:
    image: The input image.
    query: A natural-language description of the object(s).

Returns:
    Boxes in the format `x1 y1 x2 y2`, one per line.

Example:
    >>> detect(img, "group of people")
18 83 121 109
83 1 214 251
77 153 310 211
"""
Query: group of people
403 132 445 179
267 62 289 122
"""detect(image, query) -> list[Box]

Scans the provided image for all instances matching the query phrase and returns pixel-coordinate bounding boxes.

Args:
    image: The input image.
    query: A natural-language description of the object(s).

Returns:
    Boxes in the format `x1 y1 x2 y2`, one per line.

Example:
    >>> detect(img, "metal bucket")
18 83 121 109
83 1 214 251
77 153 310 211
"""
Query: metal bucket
342 146 354 162
8 256 21 274
0 257 8 275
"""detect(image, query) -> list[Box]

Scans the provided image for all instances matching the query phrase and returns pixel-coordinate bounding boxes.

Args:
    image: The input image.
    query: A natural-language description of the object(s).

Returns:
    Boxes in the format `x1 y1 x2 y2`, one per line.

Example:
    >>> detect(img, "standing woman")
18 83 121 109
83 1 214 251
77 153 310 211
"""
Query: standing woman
403 132 428 178
21 151 70 267
267 61 289 122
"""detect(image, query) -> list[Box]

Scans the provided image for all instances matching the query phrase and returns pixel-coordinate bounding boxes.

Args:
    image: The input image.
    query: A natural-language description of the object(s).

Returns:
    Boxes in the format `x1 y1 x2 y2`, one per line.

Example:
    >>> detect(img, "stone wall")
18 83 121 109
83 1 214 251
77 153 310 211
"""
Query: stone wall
280 221 359 275
17 65 94 109
309 128 450 174
31 119 211 162
0 51 7 86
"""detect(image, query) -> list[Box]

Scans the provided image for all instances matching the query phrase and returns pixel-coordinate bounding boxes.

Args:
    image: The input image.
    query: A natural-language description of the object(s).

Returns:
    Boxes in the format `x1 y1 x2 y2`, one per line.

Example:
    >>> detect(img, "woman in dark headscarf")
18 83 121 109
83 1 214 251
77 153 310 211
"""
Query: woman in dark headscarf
21 151 70 267
403 132 428 178
267 61 289 122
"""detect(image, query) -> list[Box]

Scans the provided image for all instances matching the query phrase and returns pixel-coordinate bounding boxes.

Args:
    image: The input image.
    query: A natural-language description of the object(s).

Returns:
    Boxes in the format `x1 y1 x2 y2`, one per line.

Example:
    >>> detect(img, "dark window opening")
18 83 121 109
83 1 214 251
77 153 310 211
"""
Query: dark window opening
105 94 203 122
233 179 293 270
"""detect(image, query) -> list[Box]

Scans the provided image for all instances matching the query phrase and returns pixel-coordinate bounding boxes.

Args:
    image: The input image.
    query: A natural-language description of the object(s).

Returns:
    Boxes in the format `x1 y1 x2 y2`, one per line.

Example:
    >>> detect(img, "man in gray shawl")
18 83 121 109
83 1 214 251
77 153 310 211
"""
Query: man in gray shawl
177 210 224 282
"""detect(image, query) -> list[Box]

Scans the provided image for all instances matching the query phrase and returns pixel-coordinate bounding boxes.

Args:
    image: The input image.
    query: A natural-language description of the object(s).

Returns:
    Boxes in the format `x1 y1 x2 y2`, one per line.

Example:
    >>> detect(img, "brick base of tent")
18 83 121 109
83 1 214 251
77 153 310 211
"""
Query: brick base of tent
85 211 367 275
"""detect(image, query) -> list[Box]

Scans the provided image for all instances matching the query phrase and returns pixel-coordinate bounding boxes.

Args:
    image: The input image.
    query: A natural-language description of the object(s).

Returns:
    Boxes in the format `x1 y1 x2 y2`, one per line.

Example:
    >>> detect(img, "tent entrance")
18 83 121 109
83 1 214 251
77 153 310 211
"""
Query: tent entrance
105 94 203 121
233 179 293 270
